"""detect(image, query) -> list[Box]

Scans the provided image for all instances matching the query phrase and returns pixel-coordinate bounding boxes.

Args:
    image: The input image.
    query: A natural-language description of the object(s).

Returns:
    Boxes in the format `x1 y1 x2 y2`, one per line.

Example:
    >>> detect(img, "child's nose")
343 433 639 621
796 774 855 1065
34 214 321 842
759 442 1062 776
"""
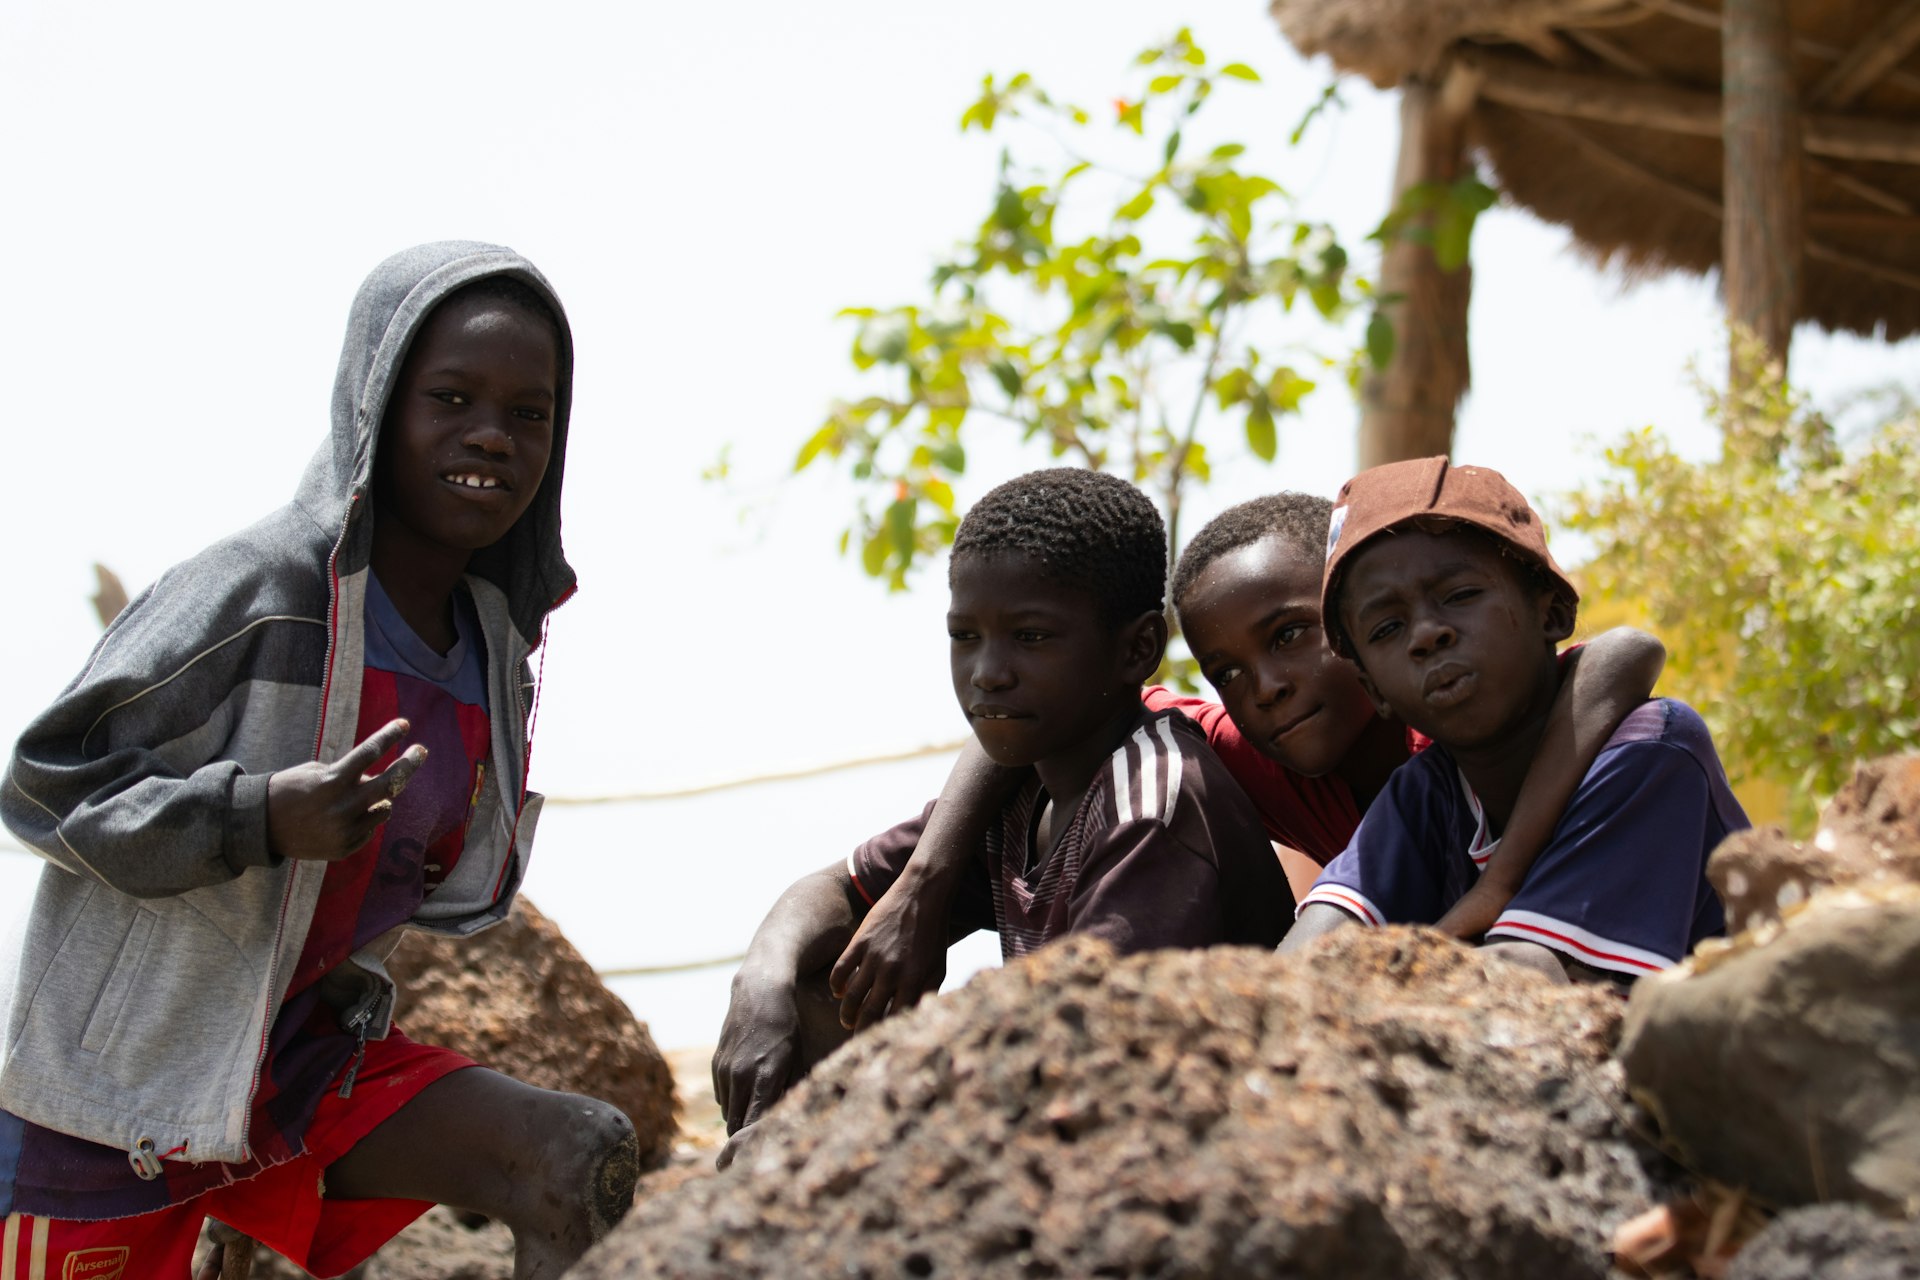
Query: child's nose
970 646 1015 690
1252 662 1291 706
462 411 515 455
1409 615 1456 656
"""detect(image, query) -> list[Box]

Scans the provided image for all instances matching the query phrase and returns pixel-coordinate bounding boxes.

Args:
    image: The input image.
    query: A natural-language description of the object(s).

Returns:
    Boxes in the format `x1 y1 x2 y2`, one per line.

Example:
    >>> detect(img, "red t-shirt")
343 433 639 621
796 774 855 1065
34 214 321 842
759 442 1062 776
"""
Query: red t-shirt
1140 687 1425 865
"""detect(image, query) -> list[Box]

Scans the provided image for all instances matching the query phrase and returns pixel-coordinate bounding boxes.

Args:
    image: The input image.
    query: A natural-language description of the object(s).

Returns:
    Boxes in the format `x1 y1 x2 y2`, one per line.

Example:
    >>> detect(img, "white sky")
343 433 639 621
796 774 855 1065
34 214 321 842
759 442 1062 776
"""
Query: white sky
3 1 1913 1046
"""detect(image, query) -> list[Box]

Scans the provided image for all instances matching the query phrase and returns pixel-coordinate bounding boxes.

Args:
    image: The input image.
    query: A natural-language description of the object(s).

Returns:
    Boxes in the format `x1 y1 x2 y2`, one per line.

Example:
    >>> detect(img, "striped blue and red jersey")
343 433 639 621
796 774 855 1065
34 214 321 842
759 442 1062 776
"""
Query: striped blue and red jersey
849 707 1291 959
0 576 491 1222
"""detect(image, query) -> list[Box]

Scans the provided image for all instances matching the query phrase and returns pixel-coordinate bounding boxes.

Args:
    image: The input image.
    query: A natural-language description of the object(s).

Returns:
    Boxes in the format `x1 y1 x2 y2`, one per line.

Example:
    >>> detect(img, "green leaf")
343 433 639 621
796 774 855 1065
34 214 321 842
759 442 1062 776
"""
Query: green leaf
887 498 917 568
1218 63 1260 82
1149 74 1184 93
1164 129 1182 163
933 441 967 473
1366 312 1397 371
860 529 888 576
990 358 1023 399
1116 188 1156 221
1245 400 1277 461
1156 319 1197 350
795 422 839 472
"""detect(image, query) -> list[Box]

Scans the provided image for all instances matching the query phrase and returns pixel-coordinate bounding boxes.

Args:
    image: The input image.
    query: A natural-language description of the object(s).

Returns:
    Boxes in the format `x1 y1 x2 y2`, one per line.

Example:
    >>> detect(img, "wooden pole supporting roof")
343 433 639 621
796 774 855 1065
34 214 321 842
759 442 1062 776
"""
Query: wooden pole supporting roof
1721 0 1802 371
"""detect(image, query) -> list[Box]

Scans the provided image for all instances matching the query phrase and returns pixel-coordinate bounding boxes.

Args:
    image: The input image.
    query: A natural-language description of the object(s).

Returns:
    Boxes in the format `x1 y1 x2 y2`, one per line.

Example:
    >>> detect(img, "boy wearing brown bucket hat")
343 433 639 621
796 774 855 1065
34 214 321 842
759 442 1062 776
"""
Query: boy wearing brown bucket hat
1287 457 1746 983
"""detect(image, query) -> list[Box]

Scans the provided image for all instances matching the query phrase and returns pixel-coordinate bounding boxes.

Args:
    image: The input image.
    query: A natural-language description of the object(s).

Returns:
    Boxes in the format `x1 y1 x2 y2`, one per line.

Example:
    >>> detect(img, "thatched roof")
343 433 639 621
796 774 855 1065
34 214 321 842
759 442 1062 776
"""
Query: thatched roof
1271 0 1920 340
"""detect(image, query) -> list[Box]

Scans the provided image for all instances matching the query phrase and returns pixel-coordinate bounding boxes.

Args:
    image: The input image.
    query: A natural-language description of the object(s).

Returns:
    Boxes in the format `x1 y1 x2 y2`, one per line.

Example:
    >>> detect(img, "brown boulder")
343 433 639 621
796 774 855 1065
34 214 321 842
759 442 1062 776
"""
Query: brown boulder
386 897 678 1169
1711 754 1920 934
1620 883 1920 1214
574 931 1680 1280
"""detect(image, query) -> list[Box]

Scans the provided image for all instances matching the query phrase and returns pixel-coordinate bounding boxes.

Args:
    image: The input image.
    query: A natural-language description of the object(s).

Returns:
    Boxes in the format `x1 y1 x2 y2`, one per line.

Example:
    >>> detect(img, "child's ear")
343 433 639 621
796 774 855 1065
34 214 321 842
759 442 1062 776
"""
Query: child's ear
1353 664 1395 720
1540 592 1577 646
1118 610 1169 684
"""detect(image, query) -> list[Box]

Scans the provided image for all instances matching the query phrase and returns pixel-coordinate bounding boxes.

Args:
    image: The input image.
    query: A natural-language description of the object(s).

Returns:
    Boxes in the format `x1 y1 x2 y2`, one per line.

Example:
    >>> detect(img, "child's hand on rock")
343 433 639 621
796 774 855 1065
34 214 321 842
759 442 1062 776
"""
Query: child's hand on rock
266 718 426 862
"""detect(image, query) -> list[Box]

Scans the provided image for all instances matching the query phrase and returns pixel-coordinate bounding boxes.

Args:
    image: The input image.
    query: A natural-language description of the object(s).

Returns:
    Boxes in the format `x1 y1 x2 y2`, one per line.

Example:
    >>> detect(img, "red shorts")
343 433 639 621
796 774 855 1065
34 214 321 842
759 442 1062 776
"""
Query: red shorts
1 1031 473 1280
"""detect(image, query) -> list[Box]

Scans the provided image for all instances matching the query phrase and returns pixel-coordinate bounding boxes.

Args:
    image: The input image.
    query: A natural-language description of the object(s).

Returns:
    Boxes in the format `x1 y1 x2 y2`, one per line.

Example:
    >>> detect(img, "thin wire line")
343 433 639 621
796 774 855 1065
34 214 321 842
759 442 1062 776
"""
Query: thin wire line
541 738 969 806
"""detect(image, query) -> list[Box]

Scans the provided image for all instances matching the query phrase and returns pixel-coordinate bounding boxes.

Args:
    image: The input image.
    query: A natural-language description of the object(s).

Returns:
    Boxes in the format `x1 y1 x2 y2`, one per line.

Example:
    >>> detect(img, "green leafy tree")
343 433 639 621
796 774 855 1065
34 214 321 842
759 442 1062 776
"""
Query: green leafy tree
794 30 1374 595
1566 333 1920 826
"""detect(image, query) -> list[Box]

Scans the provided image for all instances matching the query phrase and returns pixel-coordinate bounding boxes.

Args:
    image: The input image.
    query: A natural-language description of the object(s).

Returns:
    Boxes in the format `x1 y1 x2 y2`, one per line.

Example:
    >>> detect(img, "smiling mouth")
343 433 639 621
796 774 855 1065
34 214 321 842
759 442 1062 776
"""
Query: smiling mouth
443 472 508 491
971 706 1028 721
1268 706 1321 744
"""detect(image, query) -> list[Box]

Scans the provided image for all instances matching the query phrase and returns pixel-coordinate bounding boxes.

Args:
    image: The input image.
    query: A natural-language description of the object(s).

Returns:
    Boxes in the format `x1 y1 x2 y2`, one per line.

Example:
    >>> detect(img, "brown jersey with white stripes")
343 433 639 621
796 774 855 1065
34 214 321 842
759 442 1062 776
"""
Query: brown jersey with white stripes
850 708 1292 958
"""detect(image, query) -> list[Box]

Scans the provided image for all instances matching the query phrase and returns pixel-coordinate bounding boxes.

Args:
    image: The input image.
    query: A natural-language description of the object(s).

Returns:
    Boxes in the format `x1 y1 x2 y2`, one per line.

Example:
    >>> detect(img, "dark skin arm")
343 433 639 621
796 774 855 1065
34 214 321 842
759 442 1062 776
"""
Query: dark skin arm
712 862 870 1142
828 740 1024 1029
1432 626 1665 940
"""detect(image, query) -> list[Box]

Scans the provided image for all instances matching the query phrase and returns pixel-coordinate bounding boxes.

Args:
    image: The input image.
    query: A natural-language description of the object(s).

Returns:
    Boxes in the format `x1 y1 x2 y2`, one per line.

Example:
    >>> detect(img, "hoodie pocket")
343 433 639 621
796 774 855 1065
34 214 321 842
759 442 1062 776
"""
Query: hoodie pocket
80 908 157 1053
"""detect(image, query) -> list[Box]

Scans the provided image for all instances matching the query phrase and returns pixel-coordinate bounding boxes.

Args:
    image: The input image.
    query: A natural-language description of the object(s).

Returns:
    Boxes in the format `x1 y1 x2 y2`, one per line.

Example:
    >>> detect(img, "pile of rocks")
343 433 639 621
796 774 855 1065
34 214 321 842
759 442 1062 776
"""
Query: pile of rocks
576 928 1681 1279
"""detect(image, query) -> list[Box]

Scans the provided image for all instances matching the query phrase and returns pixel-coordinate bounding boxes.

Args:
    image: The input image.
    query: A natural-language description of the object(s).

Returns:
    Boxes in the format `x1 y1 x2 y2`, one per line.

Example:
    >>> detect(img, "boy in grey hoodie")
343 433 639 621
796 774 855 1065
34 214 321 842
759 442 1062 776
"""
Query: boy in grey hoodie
0 243 637 1279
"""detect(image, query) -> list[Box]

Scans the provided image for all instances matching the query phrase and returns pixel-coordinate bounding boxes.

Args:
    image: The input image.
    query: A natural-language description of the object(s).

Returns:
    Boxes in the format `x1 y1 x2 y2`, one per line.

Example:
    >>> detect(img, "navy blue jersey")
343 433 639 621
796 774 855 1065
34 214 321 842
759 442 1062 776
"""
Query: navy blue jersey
1301 699 1744 977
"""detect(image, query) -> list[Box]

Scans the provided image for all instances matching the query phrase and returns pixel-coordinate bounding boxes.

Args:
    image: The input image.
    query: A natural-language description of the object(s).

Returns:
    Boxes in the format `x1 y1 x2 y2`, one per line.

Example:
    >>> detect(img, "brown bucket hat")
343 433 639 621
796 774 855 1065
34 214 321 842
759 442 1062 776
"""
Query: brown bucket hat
1320 456 1577 658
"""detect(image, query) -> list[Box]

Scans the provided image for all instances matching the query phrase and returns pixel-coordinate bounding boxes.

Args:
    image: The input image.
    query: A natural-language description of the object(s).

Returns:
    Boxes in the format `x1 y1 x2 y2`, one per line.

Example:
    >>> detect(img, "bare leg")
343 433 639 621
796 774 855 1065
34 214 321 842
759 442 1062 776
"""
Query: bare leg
323 1068 638 1280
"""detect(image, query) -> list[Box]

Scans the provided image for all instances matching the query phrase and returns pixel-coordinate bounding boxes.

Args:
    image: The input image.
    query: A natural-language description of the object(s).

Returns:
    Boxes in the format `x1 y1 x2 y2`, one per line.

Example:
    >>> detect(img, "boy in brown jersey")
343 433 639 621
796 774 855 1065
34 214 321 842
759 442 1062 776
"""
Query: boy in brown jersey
711 469 1290 1164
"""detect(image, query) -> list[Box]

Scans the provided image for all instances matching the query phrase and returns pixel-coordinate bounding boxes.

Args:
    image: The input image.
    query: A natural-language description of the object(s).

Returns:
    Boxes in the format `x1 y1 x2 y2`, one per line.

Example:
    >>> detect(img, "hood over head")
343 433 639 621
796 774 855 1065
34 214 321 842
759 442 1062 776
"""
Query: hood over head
298 240 577 638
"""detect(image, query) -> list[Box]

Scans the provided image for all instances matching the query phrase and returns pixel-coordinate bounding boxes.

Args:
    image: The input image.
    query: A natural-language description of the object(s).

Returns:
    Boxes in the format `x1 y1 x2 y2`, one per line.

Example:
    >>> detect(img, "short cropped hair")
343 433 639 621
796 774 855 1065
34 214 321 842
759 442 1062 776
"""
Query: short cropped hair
950 469 1166 628
1170 493 1332 617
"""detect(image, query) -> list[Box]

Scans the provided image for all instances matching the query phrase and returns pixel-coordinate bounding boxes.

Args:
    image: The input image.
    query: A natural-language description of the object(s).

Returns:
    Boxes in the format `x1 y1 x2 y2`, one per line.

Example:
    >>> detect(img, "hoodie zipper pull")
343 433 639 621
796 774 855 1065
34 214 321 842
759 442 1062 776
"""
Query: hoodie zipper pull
338 1005 373 1099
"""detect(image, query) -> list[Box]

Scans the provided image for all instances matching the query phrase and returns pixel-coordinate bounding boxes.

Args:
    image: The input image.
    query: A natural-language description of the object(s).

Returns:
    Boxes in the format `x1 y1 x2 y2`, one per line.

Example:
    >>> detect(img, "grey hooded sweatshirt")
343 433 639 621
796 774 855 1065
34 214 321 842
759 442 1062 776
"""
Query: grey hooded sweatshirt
0 241 575 1167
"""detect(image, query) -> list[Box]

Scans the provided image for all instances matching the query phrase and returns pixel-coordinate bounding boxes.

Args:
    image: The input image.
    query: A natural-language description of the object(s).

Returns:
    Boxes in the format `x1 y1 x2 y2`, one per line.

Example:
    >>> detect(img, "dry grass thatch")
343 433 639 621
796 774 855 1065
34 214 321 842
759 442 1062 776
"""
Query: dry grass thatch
1271 0 1920 340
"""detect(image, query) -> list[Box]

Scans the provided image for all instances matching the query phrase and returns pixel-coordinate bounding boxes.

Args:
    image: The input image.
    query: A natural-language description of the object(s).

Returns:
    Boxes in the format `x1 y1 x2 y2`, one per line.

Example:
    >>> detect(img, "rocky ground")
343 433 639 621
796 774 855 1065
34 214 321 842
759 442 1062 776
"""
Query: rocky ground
575 928 1683 1279
222 756 1920 1279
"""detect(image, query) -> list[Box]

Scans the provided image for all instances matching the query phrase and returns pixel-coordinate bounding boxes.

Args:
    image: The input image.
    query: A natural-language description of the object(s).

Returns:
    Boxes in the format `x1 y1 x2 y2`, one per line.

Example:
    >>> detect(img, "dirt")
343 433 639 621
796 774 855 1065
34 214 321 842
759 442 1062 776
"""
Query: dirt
573 928 1681 1280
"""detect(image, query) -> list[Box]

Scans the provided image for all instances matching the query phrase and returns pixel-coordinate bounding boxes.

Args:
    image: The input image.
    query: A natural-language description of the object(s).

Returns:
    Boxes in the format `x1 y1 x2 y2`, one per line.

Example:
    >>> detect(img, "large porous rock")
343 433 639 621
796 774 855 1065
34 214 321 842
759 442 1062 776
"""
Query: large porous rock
1620 882 1920 1214
1711 754 1920 934
387 897 678 1169
1729 1203 1920 1280
574 931 1678 1280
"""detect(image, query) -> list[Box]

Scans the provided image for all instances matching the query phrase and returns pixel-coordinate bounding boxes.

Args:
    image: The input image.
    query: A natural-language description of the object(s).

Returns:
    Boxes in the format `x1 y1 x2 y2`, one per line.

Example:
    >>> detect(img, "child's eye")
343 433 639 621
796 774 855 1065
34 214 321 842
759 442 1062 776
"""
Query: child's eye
1445 587 1482 605
1014 629 1049 644
948 629 978 643
1272 623 1308 649
514 407 549 422
1208 665 1242 689
430 390 468 406
1366 619 1400 645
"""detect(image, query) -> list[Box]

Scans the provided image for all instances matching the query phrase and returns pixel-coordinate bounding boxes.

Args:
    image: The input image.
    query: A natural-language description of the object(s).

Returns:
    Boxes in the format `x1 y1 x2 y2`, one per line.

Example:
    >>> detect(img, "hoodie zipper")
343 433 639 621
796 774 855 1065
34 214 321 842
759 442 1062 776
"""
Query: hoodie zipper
232 493 358 1160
